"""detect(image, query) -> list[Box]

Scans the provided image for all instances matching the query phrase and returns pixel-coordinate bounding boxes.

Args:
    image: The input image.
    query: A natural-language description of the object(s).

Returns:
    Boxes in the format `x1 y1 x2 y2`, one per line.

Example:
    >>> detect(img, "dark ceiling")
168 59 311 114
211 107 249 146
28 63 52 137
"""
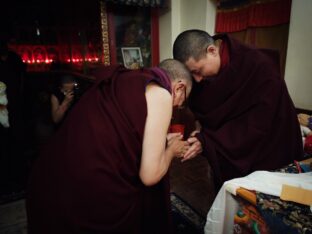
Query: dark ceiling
0 1 99 41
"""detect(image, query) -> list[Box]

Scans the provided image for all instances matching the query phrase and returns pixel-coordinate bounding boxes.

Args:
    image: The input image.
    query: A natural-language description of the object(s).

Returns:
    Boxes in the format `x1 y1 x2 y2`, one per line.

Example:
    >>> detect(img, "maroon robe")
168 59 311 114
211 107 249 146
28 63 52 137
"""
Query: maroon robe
26 66 173 234
190 34 303 189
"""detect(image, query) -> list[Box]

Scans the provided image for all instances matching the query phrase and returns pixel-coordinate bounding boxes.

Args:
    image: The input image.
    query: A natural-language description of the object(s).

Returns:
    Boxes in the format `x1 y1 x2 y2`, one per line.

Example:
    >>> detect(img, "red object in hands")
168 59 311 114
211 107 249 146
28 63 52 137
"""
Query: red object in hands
169 124 185 136
304 135 312 154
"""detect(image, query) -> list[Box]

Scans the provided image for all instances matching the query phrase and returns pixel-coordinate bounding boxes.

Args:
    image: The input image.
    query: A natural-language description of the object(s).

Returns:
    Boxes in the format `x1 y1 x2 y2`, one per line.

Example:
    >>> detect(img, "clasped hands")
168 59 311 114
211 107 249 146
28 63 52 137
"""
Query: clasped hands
167 130 203 162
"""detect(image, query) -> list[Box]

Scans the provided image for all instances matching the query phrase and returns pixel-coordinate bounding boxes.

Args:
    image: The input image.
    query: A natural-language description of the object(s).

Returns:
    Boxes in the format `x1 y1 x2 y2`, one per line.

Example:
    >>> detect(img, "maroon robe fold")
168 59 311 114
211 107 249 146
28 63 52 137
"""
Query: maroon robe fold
26 66 173 234
190 34 303 189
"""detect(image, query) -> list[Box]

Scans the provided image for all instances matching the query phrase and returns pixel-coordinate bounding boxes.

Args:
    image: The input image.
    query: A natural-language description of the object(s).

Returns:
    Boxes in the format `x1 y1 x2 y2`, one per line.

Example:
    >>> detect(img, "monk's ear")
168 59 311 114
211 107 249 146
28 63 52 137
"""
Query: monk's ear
206 45 217 56
173 81 184 95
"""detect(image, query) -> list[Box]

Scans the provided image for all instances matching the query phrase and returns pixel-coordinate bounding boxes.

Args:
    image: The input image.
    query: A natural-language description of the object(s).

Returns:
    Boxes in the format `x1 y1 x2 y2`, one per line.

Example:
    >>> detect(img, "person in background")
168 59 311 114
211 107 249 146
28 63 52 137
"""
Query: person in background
173 29 303 189
50 75 78 124
27 59 192 234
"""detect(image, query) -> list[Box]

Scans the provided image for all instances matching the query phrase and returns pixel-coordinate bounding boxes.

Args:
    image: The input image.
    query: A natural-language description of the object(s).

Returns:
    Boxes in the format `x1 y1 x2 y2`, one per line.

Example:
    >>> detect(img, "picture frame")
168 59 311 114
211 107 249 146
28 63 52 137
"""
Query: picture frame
121 47 144 69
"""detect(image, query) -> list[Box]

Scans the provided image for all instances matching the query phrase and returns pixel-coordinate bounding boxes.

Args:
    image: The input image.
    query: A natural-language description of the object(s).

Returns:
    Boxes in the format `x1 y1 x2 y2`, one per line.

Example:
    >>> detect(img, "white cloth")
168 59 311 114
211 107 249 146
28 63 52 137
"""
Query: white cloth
204 171 312 234
301 125 312 136
204 183 238 234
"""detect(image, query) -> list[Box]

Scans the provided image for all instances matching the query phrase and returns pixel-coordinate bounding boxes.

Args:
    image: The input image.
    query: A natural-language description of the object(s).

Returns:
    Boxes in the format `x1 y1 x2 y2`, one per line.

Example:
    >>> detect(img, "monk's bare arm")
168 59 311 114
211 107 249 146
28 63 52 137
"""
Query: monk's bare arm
140 83 187 186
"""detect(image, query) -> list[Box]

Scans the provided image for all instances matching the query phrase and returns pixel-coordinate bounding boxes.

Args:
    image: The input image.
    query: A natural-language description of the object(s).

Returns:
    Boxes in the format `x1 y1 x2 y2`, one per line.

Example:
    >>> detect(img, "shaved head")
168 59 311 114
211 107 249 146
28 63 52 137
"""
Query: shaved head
158 59 192 86
173 29 214 63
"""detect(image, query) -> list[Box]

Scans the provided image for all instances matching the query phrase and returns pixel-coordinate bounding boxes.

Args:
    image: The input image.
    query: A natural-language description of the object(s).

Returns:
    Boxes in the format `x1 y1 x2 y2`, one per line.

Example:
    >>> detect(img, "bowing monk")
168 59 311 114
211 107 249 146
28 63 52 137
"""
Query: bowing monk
173 30 303 189
26 59 192 234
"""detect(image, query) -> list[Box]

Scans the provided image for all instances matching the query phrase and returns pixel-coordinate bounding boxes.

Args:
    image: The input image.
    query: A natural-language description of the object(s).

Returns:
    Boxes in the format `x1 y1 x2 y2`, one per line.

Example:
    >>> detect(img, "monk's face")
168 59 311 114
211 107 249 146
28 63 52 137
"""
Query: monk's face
185 45 221 82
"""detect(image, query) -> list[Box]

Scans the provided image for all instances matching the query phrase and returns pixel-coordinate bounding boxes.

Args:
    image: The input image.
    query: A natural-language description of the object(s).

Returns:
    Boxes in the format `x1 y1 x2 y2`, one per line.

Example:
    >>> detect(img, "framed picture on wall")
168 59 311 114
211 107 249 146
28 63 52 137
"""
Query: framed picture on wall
106 5 159 67
121 47 143 69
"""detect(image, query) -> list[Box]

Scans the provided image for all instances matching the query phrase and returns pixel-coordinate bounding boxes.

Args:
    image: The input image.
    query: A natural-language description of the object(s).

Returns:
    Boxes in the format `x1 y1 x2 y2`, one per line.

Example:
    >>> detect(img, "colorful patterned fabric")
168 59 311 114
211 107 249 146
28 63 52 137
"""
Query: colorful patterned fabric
256 192 312 234
254 157 312 234
234 196 270 234
233 156 312 234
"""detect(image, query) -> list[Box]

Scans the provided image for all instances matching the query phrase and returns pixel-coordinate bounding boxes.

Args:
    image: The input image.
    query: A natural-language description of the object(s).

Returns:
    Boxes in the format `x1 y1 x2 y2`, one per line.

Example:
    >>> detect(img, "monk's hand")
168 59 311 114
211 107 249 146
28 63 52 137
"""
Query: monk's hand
167 134 190 158
167 133 182 142
190 130 200 137
181 134 202 162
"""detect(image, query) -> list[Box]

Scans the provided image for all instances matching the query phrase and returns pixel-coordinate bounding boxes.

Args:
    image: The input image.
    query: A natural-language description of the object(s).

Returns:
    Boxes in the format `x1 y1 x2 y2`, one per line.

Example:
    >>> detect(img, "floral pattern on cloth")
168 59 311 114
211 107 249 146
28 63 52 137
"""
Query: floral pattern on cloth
277 154 312 174
254 156 312 234
233 196 270 234
256 192 312 234
277 162 300 174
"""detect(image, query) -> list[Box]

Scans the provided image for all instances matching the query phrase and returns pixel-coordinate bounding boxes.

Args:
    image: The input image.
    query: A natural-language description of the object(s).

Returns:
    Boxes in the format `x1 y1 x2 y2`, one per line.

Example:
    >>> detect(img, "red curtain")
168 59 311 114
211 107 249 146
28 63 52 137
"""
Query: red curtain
215 0 292 78
215 0 292 33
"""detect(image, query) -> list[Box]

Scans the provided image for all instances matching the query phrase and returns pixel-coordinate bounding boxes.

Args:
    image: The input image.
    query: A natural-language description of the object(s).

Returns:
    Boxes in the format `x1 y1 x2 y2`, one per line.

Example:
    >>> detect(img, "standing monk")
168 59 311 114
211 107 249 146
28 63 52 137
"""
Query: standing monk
26 59 192 234
173 30 303 189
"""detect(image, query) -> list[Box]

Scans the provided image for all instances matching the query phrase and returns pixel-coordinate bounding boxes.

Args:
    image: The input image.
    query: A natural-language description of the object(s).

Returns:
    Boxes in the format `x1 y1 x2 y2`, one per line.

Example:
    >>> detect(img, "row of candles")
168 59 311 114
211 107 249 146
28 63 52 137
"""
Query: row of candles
22 57 100 64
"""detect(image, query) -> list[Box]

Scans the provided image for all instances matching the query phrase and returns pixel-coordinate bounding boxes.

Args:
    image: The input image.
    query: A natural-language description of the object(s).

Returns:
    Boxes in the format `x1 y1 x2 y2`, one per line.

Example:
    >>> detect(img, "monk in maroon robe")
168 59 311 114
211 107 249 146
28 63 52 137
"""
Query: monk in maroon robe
26 60 192 234
173 30 303 189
